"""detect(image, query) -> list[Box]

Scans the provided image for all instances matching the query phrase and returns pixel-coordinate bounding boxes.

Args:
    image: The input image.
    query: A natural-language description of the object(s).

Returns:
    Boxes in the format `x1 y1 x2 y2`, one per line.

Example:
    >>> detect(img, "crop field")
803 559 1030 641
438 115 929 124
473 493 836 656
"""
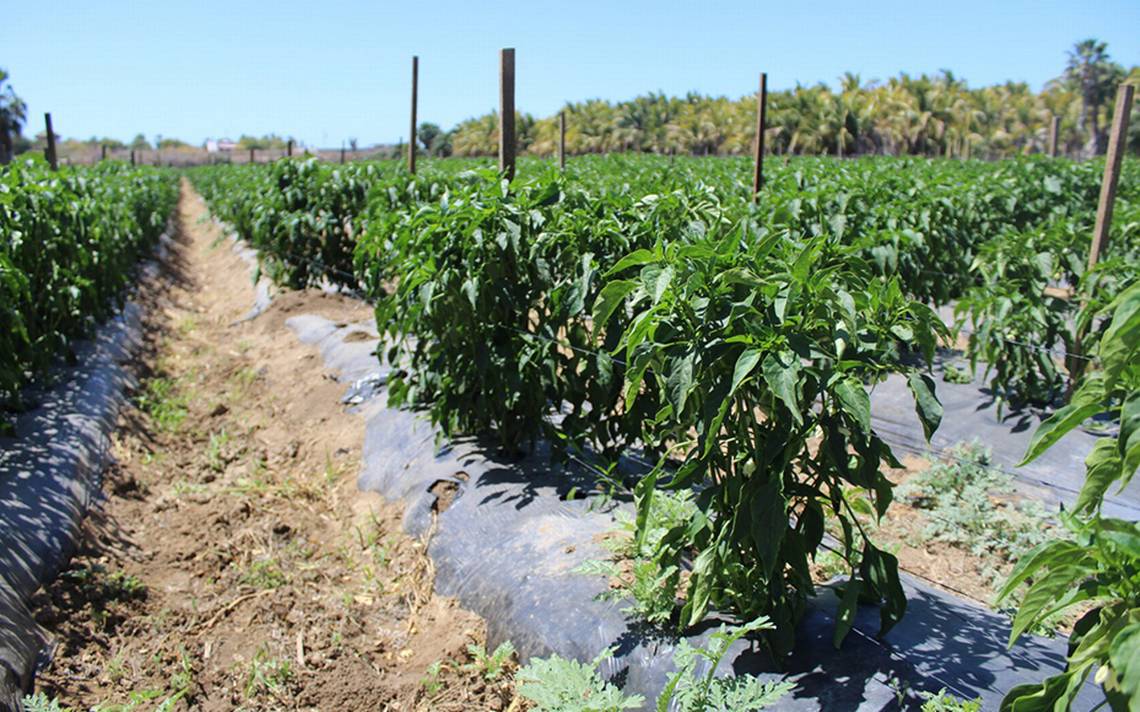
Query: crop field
1 148 1138 711
184 152 1139 709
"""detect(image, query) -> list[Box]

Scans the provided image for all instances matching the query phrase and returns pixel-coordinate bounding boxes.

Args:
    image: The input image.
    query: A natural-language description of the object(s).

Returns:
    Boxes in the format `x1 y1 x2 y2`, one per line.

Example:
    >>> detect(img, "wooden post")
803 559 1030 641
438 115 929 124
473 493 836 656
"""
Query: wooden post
499 48 516 180
44 113 58 170
1048 115 1061 157
130 149 136 166
558 111 566 170
249 147 255 164
287 139 293 157
751 73 767 200
1088 83 1134 271
340 145 346 164
1069 83 1135 390
101 144 108 161
409 55 418 173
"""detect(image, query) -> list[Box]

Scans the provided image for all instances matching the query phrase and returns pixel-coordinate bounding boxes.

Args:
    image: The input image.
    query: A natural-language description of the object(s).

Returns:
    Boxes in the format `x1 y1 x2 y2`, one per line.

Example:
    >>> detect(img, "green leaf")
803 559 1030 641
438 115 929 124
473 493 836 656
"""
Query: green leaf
906 372 942 441
762 350 803 425
833 578 862 648
1076 438 1121 515
1119 389 1140 488
1009 566 1095 644
591 279 638 337
1109 622 1140 703
749 477 786 578
1020 373 1105 466
605 248 657 276
666 352 696 417
731 348 763 396
684 546 717 627
996 539 1091 607
834 376 871 434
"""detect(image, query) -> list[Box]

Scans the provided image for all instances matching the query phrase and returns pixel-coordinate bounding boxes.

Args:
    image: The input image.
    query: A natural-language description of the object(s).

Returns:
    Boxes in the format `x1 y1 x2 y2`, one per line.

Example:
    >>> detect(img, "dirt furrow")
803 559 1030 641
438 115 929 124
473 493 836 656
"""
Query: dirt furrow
29 182 516 711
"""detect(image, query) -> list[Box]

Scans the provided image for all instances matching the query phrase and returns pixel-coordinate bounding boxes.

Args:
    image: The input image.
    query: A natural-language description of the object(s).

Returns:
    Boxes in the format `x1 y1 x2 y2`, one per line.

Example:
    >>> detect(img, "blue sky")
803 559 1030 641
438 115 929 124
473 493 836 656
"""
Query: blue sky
5 0 1138 148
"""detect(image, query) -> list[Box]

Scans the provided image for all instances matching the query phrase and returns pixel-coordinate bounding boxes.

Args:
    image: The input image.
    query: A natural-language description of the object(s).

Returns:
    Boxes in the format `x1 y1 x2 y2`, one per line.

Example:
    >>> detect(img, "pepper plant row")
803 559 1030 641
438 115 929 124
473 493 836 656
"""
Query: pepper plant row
1 157 178 406
189 154 1133 660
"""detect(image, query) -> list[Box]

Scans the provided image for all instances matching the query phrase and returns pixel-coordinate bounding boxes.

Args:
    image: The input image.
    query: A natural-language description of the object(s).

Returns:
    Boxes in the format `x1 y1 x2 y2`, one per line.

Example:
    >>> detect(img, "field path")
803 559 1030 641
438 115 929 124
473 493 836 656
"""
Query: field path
29 181 515 711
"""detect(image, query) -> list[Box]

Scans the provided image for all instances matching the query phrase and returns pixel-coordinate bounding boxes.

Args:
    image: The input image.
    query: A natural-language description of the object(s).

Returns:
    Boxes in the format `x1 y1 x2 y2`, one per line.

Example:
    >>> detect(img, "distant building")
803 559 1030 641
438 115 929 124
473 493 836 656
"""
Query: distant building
205 138 238 153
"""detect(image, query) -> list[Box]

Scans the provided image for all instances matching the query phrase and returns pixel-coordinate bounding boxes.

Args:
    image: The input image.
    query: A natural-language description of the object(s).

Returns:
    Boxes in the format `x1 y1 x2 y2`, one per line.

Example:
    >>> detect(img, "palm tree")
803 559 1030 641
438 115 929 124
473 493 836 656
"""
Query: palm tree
0 68 28 164
1063 39 1124 156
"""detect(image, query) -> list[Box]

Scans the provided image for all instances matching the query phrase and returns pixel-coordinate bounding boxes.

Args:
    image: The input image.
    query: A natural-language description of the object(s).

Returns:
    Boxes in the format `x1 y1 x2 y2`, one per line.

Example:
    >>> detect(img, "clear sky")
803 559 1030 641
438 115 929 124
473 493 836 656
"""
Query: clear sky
5 0 1138 148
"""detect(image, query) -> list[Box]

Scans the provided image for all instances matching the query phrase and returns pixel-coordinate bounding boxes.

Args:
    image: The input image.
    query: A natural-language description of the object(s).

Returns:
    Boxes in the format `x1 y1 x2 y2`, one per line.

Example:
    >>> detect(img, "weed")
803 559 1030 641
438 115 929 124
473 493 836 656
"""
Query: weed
942 362 973 384
239 558 287 589
136 377 189 432
897 442 1057 591
420 660 445 697
244 648 293 699
22 693 72 712
516 648 644 711
462 641 516 681
659 617 793 711
205 429 233 473
920 688 983 711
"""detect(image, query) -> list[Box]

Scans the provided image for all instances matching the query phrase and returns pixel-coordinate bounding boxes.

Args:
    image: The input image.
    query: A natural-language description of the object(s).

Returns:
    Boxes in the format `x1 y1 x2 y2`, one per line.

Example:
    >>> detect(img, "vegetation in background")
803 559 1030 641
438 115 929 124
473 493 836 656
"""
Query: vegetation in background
0 157 178 407
447 40 1137 160
0 66 27 164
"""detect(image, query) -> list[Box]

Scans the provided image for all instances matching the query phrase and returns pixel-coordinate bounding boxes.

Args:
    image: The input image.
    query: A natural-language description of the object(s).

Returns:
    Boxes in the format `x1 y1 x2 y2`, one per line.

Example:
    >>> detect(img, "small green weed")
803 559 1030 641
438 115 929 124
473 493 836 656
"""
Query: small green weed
942 362 973 384
22 693 72 712
920 688 983 711
516 648 644 711
244 648 293 699
136 377 189 432
462 641 516 681
420 660 445 697
659 617 793 711
239 558 287 589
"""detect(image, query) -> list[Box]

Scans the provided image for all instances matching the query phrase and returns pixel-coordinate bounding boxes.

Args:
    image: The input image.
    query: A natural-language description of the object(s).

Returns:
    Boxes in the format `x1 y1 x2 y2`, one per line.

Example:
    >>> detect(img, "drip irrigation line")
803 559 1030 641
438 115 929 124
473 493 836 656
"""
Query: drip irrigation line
954 324 1097 364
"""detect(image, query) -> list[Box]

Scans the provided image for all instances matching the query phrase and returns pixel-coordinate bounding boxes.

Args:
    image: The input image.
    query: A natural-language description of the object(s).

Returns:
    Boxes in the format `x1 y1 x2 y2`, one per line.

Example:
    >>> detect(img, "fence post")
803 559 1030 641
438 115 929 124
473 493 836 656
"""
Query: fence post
44 113 58 170
1088 83 1134 271
1048 115 1061 157
101 144 108 161
287 139 293 157
559 111 566 170
249 147 255 164
1068 82 1135 390
751 73 767 200
499 48 516 181
409 55 418 174
130 149 136 166
340 144 346 164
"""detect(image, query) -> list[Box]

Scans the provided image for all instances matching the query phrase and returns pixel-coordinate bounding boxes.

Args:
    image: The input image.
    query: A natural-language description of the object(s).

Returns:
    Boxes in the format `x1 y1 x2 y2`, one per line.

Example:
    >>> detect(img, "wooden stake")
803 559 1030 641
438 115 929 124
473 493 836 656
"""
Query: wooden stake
44 113 58 170
751 73 767 200
409 55 418 174
1088 83 1134 271
249 147 255 164
340 145 346 164
1048 115 1061 157
101 144 108 161
287 139 293 157
499 48 516 180
130 149 136 166
1069 83 1135 390
558 111 566 170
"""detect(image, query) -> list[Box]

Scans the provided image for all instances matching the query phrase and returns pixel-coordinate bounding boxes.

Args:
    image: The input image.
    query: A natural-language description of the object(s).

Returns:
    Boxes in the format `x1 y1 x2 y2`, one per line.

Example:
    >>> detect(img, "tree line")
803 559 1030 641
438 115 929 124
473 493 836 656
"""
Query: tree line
423 39 1139 161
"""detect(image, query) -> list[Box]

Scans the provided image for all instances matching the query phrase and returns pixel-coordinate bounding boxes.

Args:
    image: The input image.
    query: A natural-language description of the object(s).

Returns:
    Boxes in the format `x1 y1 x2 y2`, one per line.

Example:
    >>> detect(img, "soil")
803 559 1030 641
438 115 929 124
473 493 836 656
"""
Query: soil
28 181 521 711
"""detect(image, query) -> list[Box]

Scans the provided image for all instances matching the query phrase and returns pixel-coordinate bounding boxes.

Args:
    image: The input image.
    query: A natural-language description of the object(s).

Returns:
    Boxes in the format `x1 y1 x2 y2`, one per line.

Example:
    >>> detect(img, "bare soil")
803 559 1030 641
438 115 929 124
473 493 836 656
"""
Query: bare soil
29 182 519 711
